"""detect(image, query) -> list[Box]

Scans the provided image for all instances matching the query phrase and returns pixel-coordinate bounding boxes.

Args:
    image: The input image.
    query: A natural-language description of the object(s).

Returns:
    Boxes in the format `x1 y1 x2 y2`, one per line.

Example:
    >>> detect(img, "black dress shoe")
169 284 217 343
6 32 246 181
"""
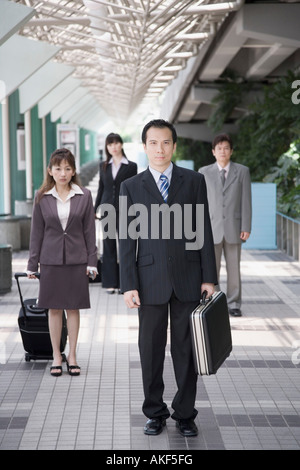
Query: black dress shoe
176 419 198 437
106 288 115 294
229 308 242 317
144 418 166 435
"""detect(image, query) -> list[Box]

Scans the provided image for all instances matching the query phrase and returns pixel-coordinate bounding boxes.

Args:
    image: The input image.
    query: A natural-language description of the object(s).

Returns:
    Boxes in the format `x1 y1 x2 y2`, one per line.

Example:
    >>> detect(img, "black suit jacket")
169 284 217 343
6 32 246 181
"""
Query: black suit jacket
119 164 218 305
94 160 138 213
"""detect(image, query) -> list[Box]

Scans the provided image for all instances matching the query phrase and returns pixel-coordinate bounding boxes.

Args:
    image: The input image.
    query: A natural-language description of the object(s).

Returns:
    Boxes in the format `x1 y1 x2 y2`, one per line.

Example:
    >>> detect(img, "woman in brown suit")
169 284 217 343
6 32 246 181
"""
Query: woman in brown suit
27 148 98 377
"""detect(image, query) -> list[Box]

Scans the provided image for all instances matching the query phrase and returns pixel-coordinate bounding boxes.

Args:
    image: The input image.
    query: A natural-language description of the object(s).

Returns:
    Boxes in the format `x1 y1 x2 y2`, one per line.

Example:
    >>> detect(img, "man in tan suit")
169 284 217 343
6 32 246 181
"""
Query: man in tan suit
199 134 252 317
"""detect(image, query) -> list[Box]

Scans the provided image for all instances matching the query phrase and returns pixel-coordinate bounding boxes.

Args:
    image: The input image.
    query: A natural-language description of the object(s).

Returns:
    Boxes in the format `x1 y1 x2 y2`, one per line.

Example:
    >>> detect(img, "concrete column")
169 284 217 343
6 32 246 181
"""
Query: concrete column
1 99 11 214
0 244 12 294
24 110 33 201
42 115 47 175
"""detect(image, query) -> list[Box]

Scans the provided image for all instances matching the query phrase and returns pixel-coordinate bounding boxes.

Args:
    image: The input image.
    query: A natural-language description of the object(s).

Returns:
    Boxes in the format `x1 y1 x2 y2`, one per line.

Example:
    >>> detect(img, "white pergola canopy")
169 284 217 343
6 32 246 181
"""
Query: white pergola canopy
5 0 243 127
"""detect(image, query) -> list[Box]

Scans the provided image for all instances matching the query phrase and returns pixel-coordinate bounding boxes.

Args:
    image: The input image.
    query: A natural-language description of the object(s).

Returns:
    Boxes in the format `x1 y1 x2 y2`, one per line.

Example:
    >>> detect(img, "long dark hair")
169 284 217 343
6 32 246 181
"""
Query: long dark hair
103 133 127 170
37 148 81 202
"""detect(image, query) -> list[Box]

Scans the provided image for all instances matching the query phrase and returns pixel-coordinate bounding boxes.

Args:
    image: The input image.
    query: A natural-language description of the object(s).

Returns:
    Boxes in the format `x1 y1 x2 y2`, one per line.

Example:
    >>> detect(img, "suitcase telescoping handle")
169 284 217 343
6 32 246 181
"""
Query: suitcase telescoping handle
14 272 40 319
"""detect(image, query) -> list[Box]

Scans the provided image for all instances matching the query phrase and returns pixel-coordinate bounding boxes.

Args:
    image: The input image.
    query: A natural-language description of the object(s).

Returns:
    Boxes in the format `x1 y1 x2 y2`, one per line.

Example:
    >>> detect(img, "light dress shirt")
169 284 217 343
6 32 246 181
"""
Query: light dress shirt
149 162 173 192
108 156 128 179
46 183 83 230
217 162 230 180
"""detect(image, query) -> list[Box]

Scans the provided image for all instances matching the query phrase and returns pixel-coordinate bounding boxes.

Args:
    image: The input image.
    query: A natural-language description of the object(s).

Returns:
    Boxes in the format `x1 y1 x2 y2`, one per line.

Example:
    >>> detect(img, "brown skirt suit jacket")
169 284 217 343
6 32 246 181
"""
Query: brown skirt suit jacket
27 187 98 309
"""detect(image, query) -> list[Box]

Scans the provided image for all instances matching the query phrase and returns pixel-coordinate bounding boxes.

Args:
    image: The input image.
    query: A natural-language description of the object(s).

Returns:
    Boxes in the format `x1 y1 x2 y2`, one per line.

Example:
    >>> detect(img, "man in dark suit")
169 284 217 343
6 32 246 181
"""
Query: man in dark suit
199 134 252 317
119 120 217 437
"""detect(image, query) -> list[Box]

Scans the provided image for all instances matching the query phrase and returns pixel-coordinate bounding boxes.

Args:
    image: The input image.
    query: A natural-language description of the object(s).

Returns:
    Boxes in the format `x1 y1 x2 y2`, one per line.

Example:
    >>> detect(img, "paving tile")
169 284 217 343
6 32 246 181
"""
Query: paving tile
1 208 300 450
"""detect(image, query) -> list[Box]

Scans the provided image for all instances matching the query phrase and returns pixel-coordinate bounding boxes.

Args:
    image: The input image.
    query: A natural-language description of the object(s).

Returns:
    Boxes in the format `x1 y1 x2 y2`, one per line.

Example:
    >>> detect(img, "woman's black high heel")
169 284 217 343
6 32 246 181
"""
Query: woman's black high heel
50 365 62 377
66 360 81 376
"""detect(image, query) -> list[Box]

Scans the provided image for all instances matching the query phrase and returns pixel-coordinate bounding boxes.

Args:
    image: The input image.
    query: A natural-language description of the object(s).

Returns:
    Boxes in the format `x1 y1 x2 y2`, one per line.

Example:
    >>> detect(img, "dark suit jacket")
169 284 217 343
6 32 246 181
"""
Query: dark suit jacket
94 160 138 213
27 187 98 272
119 164 218 305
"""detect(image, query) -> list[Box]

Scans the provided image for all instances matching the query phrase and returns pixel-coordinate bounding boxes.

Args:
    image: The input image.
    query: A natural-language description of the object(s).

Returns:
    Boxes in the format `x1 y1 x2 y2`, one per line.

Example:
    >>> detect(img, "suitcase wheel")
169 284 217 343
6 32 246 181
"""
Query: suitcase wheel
24 352 66 362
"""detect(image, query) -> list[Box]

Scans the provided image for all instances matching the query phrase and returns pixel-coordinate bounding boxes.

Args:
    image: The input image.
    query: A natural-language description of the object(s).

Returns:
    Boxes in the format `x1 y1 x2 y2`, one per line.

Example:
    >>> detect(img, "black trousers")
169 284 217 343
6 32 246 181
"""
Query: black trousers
101 236 119 288
138 292 199 421
101 214 119 288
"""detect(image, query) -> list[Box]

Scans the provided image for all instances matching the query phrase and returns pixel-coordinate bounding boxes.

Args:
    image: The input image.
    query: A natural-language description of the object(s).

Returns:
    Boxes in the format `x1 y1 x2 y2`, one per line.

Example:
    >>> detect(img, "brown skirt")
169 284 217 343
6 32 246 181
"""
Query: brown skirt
37 264 90 310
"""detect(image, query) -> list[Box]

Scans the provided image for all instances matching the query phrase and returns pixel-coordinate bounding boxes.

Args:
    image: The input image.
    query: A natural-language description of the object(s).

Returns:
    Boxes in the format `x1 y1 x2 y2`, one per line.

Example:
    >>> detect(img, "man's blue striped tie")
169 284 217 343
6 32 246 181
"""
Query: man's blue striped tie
159 174 169 202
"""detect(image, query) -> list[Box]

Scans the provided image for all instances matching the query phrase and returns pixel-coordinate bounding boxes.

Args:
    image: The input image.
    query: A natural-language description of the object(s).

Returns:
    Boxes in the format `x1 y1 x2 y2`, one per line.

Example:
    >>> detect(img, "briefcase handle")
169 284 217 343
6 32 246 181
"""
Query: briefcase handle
200 290 213 305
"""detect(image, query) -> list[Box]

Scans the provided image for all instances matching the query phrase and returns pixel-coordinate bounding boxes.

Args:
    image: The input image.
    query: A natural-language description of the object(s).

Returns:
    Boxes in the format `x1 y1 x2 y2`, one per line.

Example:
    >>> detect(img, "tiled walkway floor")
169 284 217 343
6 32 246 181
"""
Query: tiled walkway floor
0 177 299 451
1 248 299 451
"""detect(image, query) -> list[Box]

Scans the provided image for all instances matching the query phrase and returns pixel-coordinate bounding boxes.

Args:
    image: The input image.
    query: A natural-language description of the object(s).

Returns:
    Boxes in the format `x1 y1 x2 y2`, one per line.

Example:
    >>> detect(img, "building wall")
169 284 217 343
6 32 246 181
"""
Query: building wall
9 91 25 210
0 103 3 214
0 91 99 215
31 105 43 192
79 127 99 165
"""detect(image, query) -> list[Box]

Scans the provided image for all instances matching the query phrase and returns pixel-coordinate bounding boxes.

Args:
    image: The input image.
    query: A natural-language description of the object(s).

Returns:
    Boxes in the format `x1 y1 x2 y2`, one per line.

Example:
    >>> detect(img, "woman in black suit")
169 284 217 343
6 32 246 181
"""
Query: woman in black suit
94 133 137 293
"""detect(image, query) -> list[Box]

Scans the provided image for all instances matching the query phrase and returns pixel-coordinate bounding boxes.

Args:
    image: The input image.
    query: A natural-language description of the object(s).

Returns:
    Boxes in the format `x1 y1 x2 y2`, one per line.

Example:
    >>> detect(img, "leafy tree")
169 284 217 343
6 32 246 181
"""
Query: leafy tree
174 137 214 170
207 69 253 132
171 70 300 216
208 70 300 182
264 141 300 219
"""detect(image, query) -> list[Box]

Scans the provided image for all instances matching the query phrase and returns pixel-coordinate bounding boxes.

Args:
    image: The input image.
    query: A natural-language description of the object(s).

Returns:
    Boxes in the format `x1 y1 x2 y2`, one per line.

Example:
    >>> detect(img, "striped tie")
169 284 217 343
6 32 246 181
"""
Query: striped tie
220 169 226 186
159 174 169 202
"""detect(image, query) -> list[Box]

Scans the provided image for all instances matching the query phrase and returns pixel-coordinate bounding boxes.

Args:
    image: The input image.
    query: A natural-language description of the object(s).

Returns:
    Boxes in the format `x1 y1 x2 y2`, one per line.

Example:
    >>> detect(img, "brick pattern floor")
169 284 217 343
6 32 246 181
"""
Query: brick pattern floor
0 248 299 451
0 177 299 450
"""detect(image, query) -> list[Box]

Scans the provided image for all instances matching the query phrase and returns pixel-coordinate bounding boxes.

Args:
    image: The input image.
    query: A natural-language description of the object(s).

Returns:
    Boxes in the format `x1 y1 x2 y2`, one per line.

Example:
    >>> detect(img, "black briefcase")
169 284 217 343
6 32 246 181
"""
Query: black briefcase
190 291 232 375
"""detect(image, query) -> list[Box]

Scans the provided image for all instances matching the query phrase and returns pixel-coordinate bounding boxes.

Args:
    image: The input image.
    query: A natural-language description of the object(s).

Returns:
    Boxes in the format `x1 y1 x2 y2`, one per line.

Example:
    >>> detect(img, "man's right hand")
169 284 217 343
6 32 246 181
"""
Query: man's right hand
124 290 141 309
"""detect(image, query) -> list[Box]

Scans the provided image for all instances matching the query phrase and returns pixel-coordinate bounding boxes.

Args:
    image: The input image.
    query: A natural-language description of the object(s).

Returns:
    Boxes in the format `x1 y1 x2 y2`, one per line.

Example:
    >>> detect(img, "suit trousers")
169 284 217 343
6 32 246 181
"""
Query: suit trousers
138 292 199 421
214 238 241 309
101 237 119 288
101 214 119 288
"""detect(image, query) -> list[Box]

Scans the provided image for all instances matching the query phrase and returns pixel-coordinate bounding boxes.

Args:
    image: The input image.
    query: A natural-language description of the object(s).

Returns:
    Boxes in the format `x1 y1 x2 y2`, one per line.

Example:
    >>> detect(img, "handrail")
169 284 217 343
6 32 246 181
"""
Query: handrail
277 211 300 225
276 212 300 262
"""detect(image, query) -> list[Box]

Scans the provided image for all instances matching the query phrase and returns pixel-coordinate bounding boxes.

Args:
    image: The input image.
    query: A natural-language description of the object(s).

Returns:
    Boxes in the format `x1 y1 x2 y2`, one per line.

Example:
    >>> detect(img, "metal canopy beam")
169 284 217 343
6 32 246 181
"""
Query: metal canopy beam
0 0 35 46
51 87 89 122
176 122 238 144
10 0 242 124
161 2 300 133
237 3 300 49
199 13 247 81
61 95 96 123
19 62 74 114
38 77 82 119
0 34 61 101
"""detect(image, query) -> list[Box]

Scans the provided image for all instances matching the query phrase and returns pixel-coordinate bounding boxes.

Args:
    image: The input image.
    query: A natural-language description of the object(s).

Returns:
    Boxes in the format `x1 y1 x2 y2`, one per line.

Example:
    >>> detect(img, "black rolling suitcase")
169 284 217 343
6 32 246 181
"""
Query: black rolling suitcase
190 291 232 375
15 273 67 362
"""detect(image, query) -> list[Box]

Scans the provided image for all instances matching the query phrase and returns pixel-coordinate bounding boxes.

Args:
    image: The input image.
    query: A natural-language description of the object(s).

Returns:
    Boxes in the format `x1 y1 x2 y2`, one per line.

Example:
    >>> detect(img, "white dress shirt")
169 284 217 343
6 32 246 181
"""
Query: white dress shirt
149 162 173 191
45 183 83 230
108 156 128 179
217 162 230 180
